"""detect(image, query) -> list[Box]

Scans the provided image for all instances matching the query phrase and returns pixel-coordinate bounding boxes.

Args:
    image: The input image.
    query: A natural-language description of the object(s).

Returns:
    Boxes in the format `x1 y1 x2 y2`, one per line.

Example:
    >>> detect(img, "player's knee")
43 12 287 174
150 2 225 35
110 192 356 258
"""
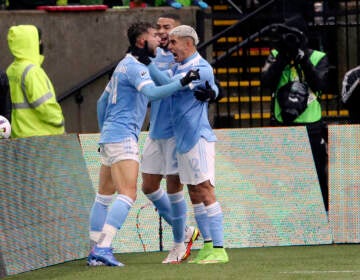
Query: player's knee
187 185 203 203
141 184 160 194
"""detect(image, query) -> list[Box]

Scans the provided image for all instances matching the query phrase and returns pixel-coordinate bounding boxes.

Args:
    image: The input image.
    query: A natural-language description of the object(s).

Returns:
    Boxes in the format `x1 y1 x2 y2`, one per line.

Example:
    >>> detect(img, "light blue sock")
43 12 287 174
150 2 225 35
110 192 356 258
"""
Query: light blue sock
193 203 212 241
169 191 187 243
206 202 224 247
105 194 134 229
89 193 113 232
146 188 172 226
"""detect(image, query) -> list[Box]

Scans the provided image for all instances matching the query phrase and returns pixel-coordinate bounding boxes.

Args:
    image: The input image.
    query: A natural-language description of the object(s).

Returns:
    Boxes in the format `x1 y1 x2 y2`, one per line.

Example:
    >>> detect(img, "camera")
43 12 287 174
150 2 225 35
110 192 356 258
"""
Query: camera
266 23 307 55
282 33 301 47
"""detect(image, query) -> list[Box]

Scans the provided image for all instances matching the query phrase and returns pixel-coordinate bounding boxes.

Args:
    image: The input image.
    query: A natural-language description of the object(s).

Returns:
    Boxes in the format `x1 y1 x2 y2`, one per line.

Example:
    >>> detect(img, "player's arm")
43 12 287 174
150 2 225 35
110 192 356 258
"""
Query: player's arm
131 43 174 85
96 90 109 131
139 69 199 101
192 67 221 102
139 81 181 101
147 63 173 85
148 62 200 91
130 63 199 101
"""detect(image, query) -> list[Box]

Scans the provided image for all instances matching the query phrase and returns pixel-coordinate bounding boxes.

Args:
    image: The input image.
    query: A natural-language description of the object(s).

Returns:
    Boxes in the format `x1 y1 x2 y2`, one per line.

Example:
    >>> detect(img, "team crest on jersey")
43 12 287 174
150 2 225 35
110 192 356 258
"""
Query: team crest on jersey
140 70 149 79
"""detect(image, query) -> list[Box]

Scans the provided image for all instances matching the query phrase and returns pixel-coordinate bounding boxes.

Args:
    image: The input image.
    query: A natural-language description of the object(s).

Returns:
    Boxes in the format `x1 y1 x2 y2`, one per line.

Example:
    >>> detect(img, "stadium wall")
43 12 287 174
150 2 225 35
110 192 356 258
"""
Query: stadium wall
0 7 210 134
0 134 94 277
0 126 359 276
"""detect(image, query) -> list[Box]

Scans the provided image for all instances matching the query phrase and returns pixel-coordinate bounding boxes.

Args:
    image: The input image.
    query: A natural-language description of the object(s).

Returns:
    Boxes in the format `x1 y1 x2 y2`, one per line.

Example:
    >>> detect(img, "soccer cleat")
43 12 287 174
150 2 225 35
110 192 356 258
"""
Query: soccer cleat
184 226 200 243
87 258 105 266
188 242 213 264
87 247 101 266
196 247 229 264
162 243 187 264
87 246 124 267
184 226 200 260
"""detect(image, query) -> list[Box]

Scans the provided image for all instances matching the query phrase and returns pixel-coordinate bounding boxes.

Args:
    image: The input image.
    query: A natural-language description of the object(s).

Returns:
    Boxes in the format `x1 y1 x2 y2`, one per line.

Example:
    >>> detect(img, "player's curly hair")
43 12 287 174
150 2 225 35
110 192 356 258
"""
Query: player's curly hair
127 22 155 48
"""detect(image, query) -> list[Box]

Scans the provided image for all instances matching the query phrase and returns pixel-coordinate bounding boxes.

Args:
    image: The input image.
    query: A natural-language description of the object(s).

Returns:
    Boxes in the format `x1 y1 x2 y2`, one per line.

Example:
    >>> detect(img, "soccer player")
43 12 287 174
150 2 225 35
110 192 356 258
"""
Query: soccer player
140 13 200 264
87 22 200 267
142 25 229 264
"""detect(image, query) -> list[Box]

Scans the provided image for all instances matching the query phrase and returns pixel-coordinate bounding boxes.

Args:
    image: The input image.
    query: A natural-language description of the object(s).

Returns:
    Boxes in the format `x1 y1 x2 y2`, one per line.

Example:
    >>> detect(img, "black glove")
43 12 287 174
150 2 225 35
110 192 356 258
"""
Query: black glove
130 41 153 65
194 81 216 102
180 69 200 86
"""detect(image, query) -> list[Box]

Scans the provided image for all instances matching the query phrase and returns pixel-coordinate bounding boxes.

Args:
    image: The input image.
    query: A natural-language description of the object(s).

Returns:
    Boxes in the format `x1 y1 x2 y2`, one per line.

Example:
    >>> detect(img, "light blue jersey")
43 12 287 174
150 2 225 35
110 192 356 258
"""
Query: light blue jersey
169 52 217 153
149 48 176 139
148 52 218 153
97 53 184 144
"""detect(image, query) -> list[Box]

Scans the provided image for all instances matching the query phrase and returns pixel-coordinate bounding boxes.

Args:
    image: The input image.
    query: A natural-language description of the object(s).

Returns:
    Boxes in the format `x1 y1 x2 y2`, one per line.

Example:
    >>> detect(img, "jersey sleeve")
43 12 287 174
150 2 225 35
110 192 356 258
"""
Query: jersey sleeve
148 63 173 85
192 65 218 95
126 62 155 92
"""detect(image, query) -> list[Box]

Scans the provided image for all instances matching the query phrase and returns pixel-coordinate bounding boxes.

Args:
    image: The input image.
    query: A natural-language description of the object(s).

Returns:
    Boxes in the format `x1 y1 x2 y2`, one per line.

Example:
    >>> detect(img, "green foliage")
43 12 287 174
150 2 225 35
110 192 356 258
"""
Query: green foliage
80 0 103 4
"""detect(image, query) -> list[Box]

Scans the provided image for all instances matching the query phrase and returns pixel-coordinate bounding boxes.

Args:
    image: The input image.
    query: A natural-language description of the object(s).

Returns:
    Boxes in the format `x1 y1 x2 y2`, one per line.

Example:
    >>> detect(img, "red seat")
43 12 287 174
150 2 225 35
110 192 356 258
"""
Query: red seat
36 5 108 11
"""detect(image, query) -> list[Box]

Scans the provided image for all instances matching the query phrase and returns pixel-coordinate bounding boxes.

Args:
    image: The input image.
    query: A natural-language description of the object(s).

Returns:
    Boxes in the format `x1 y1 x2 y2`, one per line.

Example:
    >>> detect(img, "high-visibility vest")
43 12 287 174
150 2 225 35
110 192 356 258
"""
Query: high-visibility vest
7 62 65 138
272 49 326 124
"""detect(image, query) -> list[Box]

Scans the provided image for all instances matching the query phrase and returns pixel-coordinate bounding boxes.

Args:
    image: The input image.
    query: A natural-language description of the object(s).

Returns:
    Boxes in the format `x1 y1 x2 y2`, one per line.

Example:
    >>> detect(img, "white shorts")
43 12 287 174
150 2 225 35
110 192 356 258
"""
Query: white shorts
177 138 215 186
140 137 178 176
100 137 139 166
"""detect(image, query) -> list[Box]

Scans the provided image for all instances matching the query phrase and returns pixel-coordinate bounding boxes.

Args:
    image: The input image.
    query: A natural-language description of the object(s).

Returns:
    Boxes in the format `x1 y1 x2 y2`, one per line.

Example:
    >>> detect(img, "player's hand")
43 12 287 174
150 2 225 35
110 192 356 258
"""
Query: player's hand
194 81 216 102
180 69 200 86
131 41 153 65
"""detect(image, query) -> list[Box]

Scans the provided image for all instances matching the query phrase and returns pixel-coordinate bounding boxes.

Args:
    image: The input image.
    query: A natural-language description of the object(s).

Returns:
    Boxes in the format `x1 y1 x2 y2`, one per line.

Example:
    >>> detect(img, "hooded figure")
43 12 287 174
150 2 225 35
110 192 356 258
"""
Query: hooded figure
6 25 65 138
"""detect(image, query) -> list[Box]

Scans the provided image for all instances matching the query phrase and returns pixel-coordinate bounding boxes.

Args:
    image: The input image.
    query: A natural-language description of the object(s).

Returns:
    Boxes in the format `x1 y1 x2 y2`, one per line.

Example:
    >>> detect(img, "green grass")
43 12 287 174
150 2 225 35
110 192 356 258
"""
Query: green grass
4 245 360 280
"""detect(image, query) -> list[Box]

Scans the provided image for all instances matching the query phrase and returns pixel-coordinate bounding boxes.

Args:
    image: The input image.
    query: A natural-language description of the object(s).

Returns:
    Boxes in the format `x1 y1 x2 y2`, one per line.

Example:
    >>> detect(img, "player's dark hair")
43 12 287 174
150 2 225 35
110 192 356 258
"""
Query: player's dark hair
158 13 181 23
127 22 154 48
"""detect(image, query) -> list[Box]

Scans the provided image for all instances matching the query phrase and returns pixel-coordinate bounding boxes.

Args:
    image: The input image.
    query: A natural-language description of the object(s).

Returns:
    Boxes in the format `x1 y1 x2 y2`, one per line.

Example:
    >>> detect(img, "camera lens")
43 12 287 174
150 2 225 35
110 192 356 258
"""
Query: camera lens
284 33 299 44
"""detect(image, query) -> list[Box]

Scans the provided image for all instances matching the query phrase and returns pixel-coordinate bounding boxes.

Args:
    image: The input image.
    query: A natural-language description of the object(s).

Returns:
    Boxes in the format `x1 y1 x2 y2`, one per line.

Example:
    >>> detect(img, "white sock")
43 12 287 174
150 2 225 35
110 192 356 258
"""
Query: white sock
90 231 102 243
97 224 117 248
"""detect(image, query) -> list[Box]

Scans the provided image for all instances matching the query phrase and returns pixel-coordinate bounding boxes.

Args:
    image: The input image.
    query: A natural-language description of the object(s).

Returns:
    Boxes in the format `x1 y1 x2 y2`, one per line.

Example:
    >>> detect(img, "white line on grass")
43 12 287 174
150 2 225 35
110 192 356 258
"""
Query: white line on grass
281 271 360 274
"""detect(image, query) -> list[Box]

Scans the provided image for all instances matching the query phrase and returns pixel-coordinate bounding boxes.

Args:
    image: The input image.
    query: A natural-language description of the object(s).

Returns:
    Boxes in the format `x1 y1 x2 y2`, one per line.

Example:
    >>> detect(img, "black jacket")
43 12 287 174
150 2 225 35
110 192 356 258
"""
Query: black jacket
0 70 11 122
261 48 329 94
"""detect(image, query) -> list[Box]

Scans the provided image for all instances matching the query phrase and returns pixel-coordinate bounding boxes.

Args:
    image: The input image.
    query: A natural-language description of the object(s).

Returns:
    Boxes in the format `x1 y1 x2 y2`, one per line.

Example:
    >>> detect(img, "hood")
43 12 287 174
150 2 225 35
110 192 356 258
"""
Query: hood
7 25 44 65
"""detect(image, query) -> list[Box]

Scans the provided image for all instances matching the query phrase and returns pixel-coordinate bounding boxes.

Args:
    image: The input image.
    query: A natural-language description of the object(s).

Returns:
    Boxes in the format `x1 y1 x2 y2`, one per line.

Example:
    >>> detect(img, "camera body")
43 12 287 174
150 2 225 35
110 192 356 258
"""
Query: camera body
277 81 309 123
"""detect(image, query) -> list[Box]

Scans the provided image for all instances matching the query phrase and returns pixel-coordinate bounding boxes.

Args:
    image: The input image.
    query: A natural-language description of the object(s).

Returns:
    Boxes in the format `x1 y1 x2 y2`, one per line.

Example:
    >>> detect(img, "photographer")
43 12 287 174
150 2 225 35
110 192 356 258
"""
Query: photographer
261 15 330 212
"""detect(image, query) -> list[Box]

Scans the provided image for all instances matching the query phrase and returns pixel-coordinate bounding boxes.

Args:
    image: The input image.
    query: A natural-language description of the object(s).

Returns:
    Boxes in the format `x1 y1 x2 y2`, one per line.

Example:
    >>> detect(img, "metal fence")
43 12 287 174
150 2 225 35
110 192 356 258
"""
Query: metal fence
200 0 360 128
